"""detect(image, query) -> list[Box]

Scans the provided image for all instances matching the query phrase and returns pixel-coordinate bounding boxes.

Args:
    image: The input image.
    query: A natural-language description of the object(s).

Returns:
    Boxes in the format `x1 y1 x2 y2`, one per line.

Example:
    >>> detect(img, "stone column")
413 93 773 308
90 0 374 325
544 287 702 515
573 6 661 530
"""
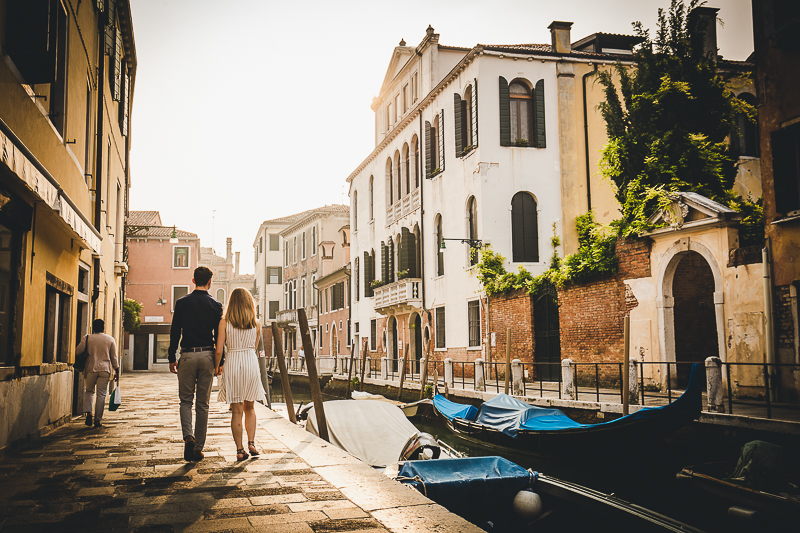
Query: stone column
706 356 724 412
629 360 640 405
381 357 388 380
444 358 454 388
512 359 523 396
475 358 485 391
561 358 575 400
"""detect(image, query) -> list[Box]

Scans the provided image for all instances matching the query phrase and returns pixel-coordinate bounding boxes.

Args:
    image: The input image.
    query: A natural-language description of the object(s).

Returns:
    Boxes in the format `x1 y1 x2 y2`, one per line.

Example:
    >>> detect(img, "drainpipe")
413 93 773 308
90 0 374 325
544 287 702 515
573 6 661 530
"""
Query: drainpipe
582 64 598 212
763 238 777 400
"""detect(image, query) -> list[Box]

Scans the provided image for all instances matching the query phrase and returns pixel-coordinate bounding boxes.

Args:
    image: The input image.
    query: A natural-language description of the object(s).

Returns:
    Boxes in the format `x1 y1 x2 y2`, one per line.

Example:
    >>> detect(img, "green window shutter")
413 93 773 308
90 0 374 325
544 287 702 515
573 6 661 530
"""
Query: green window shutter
499 77 510 146
454 94 463 154
119 62 130 136
4 0 57 85
112 27 122 101
105 0 117 55
381 241 388 283
534 79 546 148
425 121 432 178
400 227 416 277
363 252 372 297
388 238 395 282
277 268 282 284
438 109 445 172
472 78 479 148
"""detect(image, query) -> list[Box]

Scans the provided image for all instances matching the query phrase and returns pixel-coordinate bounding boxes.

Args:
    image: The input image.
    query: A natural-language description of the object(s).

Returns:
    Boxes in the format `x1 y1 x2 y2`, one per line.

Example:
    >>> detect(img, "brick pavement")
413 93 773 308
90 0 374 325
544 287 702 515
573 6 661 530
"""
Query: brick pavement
0 373 481 533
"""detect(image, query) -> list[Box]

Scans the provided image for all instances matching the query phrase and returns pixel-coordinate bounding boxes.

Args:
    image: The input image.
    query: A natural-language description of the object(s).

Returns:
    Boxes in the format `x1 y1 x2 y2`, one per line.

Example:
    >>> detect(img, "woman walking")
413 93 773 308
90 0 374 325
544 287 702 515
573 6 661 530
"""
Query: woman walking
214 288 266 461
76 319 119 428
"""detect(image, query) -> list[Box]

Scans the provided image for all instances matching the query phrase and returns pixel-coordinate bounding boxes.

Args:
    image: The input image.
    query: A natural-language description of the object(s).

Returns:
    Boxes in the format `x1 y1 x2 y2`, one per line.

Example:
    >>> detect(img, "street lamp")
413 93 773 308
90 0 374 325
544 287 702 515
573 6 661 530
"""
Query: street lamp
169 226 178 244
440 237 482 250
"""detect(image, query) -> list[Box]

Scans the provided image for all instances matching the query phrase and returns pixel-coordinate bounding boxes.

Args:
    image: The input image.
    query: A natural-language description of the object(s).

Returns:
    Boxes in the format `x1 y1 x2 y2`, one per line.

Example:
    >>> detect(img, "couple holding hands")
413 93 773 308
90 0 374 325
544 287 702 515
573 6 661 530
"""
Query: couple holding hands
169 266 266 462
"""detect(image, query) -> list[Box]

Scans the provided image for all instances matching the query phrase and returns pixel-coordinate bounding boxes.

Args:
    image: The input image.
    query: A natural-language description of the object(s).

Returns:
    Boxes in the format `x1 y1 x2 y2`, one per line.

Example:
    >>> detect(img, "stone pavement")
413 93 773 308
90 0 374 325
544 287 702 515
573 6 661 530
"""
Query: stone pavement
0 373 481 533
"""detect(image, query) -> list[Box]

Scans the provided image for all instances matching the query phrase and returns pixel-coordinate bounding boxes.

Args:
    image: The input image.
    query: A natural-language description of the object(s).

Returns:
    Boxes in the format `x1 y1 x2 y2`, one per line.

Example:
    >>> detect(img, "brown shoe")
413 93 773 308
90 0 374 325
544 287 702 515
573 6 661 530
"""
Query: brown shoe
183 436 196 462
192 449 204 461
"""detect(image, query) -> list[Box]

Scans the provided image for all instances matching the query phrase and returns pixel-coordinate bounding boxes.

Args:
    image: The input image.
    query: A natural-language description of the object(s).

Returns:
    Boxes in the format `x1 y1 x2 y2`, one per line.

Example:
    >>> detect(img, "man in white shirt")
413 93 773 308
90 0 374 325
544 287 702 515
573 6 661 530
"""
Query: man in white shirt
76 319 119 428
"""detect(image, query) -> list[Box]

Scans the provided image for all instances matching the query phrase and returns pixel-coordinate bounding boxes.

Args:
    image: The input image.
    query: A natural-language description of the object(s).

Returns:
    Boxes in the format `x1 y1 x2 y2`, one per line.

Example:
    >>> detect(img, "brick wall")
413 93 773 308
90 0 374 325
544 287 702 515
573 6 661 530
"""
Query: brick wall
488 239 652 379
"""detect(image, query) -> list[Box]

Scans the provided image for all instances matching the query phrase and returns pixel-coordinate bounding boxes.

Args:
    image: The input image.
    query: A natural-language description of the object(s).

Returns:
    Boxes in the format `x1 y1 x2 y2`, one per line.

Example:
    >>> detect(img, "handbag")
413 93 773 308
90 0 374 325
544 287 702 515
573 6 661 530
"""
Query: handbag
109 383 122 411
74 335 89 372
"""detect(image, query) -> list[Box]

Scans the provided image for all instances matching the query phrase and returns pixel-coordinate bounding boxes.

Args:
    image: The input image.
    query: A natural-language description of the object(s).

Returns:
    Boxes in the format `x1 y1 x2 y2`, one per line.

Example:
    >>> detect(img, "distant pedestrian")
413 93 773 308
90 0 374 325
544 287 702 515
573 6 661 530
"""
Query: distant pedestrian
169 266 222 462
298 347 305 371
77 319 119 428
214 288 266 461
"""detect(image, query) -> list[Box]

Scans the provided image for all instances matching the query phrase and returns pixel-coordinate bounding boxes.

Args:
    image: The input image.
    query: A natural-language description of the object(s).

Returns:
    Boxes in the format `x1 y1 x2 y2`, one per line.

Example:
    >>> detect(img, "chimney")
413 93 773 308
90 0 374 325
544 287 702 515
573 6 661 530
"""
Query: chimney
548 21 573 54
226 238 233 265
235 252 240 278
690 6 719 61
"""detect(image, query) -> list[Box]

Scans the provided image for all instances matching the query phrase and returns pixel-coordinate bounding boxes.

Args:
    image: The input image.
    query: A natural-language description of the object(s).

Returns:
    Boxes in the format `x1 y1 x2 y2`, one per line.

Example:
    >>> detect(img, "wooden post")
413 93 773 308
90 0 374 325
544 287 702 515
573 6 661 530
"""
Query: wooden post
298 308 329 442
271 322 296 424
623 315 630 416
505 327 512 395
397 344 409 401
359 338 368 391
419 338 430 399
346 337 357 399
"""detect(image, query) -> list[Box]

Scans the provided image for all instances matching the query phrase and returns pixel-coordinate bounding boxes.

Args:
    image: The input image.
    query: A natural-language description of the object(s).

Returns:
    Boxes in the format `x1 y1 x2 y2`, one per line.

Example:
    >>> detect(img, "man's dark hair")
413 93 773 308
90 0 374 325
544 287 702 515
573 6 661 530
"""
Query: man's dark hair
194 266 213 287
92 319 105 333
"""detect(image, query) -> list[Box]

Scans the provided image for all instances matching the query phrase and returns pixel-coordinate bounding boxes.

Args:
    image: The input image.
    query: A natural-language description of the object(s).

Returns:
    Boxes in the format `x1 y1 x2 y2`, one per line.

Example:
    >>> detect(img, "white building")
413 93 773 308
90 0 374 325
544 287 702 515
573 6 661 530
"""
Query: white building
347 24 641 366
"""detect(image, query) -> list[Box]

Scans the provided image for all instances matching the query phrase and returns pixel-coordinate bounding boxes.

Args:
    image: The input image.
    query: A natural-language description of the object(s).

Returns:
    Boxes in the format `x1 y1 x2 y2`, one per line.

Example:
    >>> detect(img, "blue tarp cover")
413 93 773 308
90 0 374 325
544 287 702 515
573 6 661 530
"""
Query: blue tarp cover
397 457 532 529
434 364 703 438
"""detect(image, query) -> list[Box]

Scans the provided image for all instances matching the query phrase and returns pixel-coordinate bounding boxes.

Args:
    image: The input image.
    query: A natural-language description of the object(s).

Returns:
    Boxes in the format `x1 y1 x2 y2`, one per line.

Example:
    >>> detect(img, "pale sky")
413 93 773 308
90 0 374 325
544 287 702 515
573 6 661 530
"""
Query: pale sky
128 0 753 275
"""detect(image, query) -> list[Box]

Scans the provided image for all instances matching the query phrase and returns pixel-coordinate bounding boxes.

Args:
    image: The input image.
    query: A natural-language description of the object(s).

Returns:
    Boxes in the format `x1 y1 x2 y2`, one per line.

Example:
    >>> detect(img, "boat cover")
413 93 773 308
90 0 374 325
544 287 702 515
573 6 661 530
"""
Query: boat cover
397 457 534 529
434 363 703 437
306 399 418 468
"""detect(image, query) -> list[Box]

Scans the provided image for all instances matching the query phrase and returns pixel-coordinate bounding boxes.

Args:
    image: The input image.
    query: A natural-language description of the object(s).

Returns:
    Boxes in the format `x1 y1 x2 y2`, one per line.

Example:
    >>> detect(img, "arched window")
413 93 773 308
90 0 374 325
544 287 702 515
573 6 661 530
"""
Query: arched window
435 215 445 276
394 150 402 200
511 192 539 262
464 85 474 148
732 93 758 157
216 288 225 303
301 232 306 259
386 158 393 206
311 225 317 255
284 283 289 309
292 236 297 263
369 176 374 221
510 81 533 145
301 278 307 308
311 274 317 305
412 136 420 189
291 280 297 309
467 196 479 266
354 257 359 302
403 143 410 195
353 191 358 232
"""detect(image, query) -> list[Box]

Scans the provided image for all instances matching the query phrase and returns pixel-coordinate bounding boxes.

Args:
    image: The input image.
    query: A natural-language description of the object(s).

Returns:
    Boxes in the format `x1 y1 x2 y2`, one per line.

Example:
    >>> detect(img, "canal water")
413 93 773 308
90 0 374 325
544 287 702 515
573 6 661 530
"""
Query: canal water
265 381 793 533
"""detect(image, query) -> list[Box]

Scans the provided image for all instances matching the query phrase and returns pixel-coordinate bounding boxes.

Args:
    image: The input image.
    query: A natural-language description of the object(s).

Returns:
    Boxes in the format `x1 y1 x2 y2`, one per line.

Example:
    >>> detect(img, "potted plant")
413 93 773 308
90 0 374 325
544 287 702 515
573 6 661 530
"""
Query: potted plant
513 138 529 147
370 279 385 289
396 269 409 280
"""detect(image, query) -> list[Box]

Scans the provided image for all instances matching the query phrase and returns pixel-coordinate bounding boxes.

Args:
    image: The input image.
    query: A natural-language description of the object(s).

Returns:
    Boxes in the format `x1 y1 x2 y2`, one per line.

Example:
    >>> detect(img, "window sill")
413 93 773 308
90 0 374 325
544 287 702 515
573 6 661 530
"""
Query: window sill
434 347 447 352
467 345 482 351
172 266 190 269
427 170 443 179
458 146 477 159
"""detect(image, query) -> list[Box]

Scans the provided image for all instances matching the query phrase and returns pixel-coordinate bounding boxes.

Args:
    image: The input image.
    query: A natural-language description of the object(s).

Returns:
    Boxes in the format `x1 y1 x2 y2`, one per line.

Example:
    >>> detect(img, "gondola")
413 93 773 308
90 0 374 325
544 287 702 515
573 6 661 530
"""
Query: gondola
432 363 703 457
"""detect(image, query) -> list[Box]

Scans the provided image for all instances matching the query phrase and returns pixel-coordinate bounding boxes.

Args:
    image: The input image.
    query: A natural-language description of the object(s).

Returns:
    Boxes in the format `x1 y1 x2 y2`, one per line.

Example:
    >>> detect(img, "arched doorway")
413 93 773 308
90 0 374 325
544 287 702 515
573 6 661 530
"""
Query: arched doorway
389 316 399 372
534 280 561 381
672 251 718 388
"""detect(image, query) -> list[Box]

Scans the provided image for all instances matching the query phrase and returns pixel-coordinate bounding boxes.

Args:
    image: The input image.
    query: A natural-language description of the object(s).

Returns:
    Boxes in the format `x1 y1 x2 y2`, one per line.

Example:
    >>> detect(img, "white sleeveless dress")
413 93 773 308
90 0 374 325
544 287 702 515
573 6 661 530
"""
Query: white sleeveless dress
218 323 266 404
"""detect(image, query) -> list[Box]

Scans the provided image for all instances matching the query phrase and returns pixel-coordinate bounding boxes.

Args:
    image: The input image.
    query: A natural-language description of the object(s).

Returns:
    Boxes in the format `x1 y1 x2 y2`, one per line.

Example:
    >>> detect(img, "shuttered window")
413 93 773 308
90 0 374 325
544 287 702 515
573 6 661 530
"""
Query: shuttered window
119 62 130 136
425 121 433 178
499 77 511 146
471 79 479 148
371 319 377 351
511 192 539 262
112 26 123 101
270 234 280 251
454 93 463 154
500 77 546 148
468 300 481 347
386 158 394 205
436 216 445 276
773 122 800 216
455 84 477 157
468 197 479 266
437 111 445 172
355 257 359 302
435 307 446 349
399 227 417 277
268 267 282 284
268 301 279 320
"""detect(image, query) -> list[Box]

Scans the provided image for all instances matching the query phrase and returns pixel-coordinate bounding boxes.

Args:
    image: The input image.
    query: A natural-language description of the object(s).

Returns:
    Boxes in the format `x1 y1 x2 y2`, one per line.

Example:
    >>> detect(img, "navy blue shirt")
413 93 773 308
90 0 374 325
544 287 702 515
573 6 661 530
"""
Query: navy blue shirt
168 289 223 363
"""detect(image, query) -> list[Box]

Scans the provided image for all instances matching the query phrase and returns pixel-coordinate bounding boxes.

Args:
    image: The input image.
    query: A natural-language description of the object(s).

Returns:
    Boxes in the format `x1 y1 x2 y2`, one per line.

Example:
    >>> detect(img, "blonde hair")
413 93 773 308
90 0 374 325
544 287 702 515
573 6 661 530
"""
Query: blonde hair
225 288 257 329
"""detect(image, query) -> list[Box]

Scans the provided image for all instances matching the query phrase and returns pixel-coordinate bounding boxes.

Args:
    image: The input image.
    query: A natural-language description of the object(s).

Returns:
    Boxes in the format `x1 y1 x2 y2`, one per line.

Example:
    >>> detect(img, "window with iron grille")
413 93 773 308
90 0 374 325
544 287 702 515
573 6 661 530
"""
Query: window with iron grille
435 307 446 349
468 300 481 347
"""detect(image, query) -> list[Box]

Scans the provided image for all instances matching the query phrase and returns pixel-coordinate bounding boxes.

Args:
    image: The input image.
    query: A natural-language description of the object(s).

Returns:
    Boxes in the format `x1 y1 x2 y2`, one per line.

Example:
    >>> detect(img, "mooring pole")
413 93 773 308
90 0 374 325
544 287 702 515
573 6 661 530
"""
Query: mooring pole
346 336 357 399
419 338 430 399
298 308 329 442
271 322 296 424
360 338 368 391
623 315 630 416
398 343 409 401
505 327 512 395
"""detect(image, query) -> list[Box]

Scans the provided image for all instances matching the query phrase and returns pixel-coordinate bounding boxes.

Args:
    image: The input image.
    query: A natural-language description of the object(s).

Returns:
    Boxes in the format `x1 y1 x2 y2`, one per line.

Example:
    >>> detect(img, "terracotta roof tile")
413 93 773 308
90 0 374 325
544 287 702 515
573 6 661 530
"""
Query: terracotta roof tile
127 210 161 226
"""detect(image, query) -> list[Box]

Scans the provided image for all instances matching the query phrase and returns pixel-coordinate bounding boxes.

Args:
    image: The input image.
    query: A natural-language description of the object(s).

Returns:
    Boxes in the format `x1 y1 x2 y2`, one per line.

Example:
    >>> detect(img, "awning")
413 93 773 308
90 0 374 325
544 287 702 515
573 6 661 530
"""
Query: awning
0 121 102 255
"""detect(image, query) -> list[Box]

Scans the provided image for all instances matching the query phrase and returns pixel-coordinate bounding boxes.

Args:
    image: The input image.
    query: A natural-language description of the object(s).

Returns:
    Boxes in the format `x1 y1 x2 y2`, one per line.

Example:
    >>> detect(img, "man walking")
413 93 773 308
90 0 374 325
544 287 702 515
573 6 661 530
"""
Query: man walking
169 266 223 462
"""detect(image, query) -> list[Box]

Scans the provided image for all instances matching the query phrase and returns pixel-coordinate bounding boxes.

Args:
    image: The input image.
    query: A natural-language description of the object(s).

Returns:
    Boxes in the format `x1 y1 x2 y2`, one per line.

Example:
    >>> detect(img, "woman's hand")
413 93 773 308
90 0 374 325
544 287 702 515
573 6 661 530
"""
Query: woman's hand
215 364 224 376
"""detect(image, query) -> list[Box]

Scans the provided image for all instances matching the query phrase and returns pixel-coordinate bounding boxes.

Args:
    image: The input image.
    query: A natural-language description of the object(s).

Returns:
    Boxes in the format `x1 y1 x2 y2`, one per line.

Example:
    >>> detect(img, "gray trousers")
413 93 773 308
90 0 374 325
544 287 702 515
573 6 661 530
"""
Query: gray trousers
84 371 111 422
178 351 215 451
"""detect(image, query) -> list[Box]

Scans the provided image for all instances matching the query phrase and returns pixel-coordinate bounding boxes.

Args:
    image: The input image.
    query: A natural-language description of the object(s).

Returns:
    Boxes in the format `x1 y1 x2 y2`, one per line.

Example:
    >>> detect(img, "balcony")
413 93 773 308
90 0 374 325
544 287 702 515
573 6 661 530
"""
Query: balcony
373 278 422 314
385 188 420 226
275 306 318 328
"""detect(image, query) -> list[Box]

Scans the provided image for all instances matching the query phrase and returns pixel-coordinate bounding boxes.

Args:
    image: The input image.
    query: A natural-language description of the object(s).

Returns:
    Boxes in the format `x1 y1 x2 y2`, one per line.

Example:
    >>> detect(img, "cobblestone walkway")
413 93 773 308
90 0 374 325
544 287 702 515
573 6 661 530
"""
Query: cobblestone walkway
0 373 480 533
